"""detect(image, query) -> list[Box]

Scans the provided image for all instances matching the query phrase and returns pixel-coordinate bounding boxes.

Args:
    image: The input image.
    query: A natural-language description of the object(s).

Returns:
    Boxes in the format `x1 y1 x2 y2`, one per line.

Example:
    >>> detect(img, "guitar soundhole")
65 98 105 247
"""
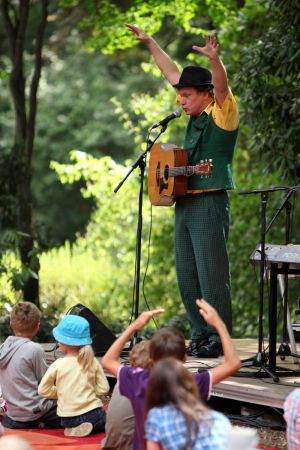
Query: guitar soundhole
164 165 169 181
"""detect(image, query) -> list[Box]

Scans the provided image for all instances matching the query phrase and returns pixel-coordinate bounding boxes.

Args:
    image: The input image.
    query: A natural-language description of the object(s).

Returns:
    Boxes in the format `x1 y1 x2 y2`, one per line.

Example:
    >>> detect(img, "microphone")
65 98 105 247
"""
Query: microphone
151 110 181 129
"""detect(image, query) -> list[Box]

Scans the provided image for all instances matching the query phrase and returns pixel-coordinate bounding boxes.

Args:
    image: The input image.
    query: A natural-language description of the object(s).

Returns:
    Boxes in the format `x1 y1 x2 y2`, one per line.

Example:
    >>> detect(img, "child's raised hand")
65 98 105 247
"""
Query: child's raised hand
133 308 165 330
196 299 220 327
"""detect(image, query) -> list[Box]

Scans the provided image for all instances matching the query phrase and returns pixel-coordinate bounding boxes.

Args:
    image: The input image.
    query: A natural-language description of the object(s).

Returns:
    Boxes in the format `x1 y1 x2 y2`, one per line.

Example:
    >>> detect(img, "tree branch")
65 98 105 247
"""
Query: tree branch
26 0 48 160
1 0 16 60
2 1 30 151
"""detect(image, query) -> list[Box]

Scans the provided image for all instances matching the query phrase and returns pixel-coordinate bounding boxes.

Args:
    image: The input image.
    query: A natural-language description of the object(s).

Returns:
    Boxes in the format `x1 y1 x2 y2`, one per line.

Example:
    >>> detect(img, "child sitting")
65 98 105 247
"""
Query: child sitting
102 299 240 450
0 302 60 429
38 314 109 437
145 358 232 450
102 340 151 450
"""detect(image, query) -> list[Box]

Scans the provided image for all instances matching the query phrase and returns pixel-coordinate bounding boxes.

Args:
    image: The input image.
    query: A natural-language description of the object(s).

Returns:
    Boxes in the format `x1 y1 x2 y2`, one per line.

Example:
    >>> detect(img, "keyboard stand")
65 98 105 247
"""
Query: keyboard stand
278 274 299 364
269 263 300 374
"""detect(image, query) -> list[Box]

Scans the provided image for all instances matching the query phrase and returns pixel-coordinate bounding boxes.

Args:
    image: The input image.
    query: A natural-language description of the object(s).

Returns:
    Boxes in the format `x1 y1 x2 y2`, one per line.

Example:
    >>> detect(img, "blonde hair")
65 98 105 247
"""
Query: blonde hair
10 302 41 335
77 344 95 372
129 340 151 368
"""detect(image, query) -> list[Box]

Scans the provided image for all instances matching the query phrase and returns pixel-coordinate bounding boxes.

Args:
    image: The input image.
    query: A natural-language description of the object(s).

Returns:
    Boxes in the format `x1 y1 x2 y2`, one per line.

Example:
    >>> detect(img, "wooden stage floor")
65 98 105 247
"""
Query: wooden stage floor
43 339 300 410
186 339 300 409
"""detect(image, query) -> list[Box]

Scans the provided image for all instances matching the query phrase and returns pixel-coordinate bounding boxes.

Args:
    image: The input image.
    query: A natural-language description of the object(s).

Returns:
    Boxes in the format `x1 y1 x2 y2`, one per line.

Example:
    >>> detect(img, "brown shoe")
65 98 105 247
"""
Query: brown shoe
64 422 93 437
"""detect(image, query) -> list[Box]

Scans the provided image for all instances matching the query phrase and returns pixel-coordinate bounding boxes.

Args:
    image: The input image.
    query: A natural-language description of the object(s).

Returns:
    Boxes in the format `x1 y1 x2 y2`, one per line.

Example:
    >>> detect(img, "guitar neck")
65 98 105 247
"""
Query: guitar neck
168 166 195 177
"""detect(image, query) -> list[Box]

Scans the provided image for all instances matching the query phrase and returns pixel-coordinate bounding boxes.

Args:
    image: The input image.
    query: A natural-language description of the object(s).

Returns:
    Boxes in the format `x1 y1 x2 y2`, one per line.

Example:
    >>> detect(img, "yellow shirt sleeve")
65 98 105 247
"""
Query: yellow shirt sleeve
94 359 110 398
38 364 58 399
211 88 239 131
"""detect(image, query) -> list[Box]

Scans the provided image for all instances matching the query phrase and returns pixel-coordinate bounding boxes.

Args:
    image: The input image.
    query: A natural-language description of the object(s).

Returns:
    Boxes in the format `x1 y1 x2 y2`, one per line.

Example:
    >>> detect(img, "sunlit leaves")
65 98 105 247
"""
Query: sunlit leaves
80 0 238 54
233 0 300 179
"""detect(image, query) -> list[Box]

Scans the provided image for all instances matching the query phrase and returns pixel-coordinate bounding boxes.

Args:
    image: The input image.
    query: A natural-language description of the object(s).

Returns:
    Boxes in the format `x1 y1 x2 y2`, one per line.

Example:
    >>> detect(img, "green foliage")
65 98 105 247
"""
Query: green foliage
0 251 21 306
69 0 245 56
82 0 206 54
232 0 300 178
0 228 40 300
49 151 183 331
32 39 138 246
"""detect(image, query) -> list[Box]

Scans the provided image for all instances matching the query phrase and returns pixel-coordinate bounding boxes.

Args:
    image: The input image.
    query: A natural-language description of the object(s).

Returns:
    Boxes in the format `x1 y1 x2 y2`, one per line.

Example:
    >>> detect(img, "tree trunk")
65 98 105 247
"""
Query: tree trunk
1 0 48 307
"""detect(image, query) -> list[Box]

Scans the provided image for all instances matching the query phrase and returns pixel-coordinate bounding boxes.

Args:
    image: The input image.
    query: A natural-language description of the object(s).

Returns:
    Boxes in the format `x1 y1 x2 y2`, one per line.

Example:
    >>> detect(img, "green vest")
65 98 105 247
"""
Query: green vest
184 111 238 190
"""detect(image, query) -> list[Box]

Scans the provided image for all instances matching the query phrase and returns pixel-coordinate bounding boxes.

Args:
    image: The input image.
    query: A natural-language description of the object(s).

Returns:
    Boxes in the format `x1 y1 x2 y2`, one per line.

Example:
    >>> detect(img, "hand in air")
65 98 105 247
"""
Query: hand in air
192 35 219 59
196 299 220 327
126 23 151 42
133 308 165 330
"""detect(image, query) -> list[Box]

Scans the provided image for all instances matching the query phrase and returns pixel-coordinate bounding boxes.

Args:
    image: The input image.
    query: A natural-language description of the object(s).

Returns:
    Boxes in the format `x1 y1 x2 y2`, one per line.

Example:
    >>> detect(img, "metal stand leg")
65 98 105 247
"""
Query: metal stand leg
278 274 299 364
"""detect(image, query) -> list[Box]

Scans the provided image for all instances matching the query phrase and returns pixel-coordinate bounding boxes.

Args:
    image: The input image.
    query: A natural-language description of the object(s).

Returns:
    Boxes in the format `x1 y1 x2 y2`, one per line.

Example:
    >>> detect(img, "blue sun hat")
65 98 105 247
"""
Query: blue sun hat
53 315 92 346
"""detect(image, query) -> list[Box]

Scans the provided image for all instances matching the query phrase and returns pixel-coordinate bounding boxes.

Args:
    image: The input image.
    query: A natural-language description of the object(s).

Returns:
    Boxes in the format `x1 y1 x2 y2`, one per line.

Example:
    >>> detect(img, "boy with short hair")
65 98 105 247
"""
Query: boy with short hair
0 301 60 429
102 299 241 450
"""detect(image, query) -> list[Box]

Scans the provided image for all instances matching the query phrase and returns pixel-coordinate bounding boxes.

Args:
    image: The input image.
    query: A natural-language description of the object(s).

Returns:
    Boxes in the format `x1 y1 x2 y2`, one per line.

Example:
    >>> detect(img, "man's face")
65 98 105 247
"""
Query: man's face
177 87 211 116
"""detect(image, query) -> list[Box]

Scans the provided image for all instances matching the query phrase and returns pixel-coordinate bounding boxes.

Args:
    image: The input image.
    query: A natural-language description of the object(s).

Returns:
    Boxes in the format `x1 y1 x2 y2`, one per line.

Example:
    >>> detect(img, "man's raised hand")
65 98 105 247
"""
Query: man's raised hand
126 23 151 42
192 35 219 60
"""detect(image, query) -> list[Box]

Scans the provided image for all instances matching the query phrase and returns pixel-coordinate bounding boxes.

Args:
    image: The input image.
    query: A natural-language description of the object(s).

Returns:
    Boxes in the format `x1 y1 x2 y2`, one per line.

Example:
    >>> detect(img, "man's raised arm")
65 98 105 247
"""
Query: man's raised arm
126 23 180 86
192 36 229 106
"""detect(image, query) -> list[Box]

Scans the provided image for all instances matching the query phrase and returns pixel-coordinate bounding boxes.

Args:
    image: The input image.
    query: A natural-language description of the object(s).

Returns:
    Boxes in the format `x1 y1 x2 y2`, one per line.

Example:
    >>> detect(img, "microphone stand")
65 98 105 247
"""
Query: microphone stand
114 125 166 346
238 187 279 381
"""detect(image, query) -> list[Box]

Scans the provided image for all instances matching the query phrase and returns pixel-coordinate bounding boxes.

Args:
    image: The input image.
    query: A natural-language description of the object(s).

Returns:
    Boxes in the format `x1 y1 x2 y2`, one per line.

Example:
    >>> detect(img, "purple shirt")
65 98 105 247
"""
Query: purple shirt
118 366 212 450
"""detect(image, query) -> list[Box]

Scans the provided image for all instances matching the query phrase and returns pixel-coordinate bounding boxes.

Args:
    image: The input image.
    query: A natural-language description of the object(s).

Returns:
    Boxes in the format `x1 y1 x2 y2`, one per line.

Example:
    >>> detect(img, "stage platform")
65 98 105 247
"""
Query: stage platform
187 339 300 410
43 339 300 410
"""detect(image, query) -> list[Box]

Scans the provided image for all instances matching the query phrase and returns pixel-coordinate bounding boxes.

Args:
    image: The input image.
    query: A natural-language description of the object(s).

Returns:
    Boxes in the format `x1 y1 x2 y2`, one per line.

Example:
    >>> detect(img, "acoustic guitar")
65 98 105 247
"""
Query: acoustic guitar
148 143 213 206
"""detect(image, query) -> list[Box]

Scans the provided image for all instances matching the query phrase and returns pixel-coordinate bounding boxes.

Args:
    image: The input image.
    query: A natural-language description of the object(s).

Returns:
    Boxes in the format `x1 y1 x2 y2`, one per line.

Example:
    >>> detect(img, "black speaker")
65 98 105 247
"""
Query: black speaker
68 303 116 356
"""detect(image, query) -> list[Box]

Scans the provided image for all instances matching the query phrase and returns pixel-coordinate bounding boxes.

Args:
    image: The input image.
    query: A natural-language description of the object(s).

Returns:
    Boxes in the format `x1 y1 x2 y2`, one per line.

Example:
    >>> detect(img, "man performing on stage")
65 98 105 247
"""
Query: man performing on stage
127 24 239 358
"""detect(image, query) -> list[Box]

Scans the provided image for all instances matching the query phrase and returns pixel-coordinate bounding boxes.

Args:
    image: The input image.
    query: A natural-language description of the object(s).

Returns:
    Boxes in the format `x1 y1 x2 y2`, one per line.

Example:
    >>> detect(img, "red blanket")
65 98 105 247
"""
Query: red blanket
3 427 105 449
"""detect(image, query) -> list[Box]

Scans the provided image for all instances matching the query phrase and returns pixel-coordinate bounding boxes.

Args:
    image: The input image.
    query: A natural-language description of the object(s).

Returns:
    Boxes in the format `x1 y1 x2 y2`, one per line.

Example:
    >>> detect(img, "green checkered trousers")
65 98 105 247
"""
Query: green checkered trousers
174 189 232 341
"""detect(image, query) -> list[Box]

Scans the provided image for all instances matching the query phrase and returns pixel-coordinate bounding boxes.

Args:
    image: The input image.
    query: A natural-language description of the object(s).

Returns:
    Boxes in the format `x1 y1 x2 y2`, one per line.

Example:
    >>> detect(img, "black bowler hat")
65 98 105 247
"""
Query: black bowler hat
173 66 213 89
